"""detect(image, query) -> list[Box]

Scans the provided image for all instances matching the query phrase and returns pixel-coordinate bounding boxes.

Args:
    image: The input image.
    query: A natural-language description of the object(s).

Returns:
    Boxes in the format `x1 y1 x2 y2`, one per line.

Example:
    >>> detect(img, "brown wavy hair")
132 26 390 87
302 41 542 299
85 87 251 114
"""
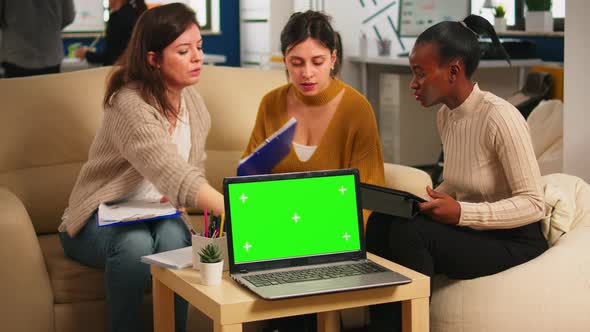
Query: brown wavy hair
280 10 343 77
104 3 200 120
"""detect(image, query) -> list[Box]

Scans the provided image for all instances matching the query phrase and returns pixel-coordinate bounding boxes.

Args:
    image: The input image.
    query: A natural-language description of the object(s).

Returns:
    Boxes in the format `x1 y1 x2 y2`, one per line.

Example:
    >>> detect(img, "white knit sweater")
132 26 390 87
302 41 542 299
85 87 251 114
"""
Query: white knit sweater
436 84 545 230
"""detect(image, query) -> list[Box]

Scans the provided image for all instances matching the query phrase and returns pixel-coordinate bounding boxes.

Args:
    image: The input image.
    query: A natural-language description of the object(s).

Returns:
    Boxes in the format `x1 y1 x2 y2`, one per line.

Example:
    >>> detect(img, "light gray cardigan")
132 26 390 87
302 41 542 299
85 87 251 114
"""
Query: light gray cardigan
59 86 210 236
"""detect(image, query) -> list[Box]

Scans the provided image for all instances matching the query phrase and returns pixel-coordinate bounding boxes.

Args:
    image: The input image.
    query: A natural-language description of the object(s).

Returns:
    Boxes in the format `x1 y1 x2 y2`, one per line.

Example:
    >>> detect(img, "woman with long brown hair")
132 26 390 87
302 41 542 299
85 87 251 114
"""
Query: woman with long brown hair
59 4 222 331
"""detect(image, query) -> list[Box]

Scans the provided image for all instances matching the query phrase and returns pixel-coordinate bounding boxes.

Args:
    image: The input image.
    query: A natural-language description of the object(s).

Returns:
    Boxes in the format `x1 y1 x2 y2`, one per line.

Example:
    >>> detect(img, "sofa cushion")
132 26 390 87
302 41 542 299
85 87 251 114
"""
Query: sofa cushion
383 162 432 200
540 175 575 246
430 174 590 332
527 100 563 160
38 234 105 304
0 162 84 234
204 150 242 193
537 139 563 175
540 173 590 245
194 66 286 152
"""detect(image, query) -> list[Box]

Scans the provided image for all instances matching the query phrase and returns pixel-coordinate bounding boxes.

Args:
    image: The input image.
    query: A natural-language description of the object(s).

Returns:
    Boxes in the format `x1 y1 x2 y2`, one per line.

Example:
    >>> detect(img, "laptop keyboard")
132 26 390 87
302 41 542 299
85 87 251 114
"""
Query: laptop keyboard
242 261 387 287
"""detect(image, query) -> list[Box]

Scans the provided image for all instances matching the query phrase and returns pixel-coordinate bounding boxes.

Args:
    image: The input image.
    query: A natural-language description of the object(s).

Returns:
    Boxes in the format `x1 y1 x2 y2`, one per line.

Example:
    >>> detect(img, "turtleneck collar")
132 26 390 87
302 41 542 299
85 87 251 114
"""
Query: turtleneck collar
450 83 484 119
291 78 344 106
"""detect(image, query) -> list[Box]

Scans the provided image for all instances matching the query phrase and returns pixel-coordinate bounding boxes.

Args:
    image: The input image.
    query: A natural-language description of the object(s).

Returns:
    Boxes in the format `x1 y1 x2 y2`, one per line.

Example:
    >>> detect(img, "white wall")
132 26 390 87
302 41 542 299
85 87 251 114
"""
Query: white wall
564 0 590 182
292 1 416 90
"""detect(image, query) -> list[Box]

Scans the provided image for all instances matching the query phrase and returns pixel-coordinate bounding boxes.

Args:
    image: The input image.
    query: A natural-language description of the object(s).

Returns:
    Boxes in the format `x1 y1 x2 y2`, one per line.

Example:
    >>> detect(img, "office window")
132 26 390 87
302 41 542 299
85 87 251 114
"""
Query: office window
472 0 566 30
551 0 566 18
471 0 516 26
143 0 220 33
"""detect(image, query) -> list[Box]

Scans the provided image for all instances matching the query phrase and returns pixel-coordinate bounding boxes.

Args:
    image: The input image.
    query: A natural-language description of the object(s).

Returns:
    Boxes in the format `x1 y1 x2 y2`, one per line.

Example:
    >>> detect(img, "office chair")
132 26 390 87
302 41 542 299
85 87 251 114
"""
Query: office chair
506 71 553 119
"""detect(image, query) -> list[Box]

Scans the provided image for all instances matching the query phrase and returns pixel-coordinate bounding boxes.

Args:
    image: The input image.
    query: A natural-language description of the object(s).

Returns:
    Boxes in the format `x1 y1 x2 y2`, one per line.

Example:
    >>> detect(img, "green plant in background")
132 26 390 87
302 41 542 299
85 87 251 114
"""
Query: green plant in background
198 243 222 263
494 5 506 18
526 0 552 11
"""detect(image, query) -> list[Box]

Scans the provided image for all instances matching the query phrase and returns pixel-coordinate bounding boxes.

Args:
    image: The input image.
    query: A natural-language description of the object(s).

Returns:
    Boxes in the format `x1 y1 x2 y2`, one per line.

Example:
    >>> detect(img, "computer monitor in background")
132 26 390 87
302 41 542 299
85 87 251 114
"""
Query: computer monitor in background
63 0 106 33
399 0 471 37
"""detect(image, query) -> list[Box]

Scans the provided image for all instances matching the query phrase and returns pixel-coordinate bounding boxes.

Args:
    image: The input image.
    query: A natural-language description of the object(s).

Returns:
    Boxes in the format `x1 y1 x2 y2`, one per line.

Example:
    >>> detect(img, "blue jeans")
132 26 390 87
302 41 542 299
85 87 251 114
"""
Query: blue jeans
60 216 191 332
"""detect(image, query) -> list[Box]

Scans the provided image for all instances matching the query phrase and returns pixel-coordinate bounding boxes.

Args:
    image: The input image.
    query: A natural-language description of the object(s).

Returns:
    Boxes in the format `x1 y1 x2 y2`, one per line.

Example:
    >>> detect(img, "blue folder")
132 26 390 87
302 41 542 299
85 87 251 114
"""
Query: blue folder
237 117 297 176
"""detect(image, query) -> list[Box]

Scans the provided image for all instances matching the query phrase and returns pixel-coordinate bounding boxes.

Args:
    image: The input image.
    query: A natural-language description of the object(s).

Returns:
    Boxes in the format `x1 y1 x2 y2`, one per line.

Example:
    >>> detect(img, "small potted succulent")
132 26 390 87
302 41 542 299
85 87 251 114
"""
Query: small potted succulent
494 5 507 32
198 243 224 285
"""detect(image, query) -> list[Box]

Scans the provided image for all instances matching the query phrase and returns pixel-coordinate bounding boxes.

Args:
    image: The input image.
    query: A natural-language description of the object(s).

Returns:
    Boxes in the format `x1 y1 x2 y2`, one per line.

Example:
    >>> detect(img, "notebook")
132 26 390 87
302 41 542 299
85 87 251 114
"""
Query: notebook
223 169 411 300
96 200 181 227
140 246 192 269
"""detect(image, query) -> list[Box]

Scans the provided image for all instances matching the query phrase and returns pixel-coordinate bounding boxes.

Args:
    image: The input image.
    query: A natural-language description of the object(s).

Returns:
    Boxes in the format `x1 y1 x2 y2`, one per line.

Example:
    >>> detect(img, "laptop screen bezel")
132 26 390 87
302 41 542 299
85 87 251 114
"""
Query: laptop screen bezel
223 168 367 274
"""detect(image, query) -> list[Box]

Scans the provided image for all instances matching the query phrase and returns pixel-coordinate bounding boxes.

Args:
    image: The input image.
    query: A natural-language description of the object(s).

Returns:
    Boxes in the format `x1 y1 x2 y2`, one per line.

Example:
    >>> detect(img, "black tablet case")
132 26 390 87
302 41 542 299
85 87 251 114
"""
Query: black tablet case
359 182 426 219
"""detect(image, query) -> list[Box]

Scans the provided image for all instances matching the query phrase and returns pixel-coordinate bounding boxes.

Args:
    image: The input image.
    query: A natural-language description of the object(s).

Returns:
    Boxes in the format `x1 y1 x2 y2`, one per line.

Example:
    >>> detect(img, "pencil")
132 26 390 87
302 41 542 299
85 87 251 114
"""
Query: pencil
220 213 225 237
204 209 209 238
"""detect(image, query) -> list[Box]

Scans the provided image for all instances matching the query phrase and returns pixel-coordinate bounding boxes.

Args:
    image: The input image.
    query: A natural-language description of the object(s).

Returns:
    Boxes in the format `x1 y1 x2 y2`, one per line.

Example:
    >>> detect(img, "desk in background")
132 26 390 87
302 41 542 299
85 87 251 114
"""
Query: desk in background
348 56 543 167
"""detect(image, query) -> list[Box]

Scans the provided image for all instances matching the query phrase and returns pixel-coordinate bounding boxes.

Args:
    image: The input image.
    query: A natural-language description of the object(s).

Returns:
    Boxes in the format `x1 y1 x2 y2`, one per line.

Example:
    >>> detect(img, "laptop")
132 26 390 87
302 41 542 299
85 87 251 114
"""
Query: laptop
223 168 411 300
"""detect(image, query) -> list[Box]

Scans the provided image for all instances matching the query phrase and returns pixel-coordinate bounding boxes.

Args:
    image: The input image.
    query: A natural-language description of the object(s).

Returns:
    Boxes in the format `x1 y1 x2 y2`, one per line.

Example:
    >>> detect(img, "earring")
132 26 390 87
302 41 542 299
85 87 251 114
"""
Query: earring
331 65 335 71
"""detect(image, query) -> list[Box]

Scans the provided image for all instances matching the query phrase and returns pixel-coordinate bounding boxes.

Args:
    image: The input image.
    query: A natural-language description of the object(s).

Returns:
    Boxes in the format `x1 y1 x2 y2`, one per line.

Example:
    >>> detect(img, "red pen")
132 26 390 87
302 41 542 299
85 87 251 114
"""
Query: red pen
204 209 209 237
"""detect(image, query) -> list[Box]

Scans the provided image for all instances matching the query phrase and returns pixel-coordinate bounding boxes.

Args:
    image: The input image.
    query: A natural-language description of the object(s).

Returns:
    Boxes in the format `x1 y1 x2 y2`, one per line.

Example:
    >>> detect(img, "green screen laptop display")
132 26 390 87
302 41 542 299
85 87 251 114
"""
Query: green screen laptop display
227 174 361 264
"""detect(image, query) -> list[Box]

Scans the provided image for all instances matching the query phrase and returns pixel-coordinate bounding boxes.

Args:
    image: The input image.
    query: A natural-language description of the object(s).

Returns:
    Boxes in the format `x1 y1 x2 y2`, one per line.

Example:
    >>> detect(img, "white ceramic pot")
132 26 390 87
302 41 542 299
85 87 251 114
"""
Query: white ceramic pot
199 260 224 285
526 11 553 32
191 234 229 271
494 17 507 32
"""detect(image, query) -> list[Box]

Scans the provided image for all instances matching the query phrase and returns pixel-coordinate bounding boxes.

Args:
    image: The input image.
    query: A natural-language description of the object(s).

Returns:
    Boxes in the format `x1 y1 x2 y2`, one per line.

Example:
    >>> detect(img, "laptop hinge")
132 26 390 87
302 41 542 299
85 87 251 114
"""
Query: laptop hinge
239 269 248 274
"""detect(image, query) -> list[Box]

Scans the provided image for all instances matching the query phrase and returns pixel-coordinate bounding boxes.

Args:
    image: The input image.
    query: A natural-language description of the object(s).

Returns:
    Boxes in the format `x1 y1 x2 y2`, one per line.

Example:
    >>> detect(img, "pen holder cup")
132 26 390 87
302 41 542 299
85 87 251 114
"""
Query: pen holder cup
377 38 392 56
191 234 229 271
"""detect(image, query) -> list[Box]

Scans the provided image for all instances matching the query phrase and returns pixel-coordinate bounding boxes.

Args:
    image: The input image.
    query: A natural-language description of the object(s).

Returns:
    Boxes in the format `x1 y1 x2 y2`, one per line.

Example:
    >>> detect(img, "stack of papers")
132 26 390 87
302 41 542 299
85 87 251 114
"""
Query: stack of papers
96 200 181 227
140 246 193 269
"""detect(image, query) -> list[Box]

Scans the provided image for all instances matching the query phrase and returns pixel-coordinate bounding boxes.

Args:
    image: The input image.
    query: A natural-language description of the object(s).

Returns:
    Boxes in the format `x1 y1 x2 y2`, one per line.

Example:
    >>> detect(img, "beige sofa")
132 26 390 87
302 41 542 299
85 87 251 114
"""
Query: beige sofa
527 99 564 175
0 65 432 332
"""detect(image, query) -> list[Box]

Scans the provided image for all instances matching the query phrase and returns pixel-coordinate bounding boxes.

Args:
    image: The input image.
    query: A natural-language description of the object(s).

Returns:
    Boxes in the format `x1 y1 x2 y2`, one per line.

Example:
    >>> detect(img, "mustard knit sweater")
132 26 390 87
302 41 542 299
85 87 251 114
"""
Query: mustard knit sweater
243 79 385 223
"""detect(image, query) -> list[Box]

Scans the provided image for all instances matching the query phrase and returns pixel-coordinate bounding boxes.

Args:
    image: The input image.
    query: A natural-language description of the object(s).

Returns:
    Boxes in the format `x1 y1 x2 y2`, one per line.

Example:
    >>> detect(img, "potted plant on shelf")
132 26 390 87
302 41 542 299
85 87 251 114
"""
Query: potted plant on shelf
526 0 553 32
494 5 507 32
198 243 224 285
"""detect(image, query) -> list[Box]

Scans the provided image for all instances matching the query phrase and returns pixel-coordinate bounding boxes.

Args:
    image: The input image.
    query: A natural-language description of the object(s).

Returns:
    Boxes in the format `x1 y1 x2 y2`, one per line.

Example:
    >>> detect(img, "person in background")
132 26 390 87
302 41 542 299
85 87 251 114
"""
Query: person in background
75 0 147 66
243 10 385 219
366 14 547 331
0 0 75 77
59 4 223 332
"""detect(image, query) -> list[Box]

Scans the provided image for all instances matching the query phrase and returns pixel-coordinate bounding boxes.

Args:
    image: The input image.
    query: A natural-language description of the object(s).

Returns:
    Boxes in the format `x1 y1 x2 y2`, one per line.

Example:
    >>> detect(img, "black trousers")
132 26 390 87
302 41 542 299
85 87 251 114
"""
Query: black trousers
2 61 60 78
365 212 548 331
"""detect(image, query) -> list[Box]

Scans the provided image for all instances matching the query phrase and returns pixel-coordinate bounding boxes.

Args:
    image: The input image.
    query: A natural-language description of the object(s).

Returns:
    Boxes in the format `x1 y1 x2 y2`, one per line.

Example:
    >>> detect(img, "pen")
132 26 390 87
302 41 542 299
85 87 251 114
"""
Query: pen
212 215 219 237
220 213 225 237
204 209 209 238
88 35 101 49
180 211 197 235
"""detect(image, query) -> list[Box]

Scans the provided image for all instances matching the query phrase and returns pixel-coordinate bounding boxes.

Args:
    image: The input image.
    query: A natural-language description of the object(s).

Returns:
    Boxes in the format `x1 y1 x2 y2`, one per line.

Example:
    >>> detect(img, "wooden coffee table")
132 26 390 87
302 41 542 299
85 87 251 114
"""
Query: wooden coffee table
151 253 429 332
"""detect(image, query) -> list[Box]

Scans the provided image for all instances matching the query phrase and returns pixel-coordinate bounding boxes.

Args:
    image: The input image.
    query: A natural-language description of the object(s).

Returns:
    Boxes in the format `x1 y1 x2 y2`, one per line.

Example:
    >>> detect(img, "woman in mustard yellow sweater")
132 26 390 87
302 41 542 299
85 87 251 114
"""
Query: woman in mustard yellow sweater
243 11 385 331
243 11 385 213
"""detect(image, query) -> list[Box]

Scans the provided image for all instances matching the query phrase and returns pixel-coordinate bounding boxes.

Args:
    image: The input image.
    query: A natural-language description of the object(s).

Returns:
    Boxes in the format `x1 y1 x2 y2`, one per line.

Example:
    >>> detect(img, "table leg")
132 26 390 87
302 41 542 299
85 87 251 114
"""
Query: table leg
318 310 340 332
401 297 429 332
153 277 175 332
213 322 243 332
